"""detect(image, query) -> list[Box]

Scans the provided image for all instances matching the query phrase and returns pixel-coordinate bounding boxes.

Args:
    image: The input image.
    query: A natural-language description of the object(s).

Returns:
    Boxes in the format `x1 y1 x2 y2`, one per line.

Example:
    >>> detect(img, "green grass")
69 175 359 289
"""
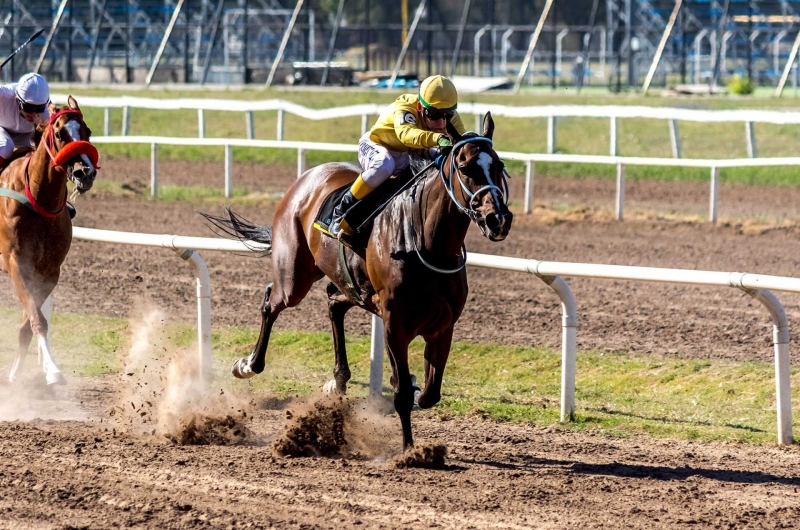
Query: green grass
59 85 800 187
1 304 795 445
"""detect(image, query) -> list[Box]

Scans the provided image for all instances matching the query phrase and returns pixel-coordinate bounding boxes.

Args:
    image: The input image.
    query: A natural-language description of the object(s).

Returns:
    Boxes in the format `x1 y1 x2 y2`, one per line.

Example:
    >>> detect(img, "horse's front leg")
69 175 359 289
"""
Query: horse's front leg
417 327 454 409
384 318 416 449
7 312 32 384
8 260 62 385
322 283 354 395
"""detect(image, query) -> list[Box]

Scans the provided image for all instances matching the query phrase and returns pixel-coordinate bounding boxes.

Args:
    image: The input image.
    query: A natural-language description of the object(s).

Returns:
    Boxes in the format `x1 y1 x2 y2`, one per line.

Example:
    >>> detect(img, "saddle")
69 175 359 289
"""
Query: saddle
313 166 423 247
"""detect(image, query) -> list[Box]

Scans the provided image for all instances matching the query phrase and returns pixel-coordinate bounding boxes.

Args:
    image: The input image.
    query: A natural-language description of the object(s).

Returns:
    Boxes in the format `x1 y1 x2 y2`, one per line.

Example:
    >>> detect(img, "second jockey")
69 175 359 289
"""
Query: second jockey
0 71 51 167
325 74 467 239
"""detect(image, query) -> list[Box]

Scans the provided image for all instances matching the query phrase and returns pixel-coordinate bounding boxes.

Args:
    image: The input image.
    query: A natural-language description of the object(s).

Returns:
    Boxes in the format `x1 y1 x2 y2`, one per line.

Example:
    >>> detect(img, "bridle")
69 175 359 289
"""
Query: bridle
22 108 100 218
410 135 510 274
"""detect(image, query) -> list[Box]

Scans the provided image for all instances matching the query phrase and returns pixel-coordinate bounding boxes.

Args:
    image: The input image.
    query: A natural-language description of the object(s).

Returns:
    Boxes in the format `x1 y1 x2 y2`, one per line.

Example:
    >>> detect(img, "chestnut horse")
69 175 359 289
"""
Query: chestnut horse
1 96 98 385
207 114 511 448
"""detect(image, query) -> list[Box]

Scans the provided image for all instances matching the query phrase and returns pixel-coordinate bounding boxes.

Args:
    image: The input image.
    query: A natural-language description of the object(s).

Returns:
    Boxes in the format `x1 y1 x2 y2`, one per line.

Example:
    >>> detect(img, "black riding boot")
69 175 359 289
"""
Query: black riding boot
329 190 359 238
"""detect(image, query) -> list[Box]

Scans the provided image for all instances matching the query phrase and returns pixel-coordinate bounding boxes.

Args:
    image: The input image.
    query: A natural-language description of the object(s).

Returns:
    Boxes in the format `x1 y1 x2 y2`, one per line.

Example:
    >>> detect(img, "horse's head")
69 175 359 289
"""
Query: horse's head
442 112 513 241
42 96 98 194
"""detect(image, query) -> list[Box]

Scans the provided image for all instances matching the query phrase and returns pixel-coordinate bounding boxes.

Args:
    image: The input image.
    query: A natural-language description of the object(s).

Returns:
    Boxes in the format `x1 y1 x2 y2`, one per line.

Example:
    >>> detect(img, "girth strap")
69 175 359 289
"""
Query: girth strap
338 242 364 303
0 187 36 213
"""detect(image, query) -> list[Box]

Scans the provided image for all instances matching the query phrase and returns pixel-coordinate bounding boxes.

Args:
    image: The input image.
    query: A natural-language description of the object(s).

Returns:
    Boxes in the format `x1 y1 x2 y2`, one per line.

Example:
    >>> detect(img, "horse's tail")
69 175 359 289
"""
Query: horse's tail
200 207 272 256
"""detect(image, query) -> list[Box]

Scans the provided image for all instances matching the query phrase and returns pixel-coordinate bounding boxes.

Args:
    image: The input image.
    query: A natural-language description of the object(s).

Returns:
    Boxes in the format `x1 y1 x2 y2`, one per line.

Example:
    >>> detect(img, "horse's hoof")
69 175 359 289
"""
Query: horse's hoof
322 379 337 396
231 359 256 379
410 374 422 406
46 372 66 386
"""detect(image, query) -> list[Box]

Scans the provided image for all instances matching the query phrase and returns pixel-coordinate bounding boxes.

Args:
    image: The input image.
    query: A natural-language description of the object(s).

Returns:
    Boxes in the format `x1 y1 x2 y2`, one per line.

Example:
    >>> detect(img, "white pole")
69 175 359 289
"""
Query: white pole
474 112 482 133
388 0 428 89
615 162 625 221
103 107 110 136
277 109 284 141
709 166 719 224
246 111 255 140
524 160 534 214
513 0 555 93
609 116 618 156
266 0 306 88
535 276 577 423
150 143 158 197
642 0 684 95
669 119 682 158
145 0 186 87
776 29 800 97
547 116 557 154
297 148 306 179
121 106 130 136
745 121 757 158
744 289 793 445
369 314 385 399
361 114 369 136
176 249 213 384
197 109 205 139
224 144 233 198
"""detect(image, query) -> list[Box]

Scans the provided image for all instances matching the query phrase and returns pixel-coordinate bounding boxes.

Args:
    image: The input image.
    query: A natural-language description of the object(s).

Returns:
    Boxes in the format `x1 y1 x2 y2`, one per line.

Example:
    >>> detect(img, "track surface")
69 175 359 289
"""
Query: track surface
1 378 800 529
0 159 800 529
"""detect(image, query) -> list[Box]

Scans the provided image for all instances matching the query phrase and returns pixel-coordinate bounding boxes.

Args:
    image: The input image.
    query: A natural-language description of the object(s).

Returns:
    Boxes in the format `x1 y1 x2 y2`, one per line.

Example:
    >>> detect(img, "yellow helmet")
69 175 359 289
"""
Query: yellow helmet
419 75 458 111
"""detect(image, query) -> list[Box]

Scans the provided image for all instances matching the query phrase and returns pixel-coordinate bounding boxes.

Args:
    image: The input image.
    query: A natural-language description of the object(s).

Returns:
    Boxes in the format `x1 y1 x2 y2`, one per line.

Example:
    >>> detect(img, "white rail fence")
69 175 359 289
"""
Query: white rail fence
53 95 800 159
92 135 800 224
73 226 800 445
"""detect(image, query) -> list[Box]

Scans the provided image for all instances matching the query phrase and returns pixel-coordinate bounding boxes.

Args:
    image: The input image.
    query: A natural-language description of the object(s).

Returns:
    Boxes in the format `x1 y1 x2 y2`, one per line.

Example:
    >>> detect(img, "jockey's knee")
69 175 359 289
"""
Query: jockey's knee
362 156 394 189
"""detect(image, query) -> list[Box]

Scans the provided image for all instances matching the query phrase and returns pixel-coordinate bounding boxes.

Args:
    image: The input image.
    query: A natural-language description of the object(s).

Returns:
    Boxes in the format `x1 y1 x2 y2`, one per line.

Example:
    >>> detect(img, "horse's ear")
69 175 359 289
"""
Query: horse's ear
48 102 57 115
482 111 494 140
446 118 463 144
67 95 80 110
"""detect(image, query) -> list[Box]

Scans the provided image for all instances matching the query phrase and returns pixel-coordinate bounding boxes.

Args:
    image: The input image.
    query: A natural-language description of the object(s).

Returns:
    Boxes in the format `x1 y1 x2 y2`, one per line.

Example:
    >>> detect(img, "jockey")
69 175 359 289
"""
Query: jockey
326 74 467 239
0 71 51 167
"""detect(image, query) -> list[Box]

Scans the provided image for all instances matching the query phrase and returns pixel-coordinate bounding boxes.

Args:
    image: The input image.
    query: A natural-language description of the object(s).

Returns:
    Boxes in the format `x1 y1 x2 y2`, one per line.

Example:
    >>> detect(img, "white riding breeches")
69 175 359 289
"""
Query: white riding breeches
357 134 410 188
0 127 34 160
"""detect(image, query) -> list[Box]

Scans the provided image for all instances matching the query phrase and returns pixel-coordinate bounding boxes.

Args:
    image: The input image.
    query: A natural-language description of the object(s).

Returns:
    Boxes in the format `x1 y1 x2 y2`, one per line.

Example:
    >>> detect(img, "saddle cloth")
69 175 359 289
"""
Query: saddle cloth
313 168 419 244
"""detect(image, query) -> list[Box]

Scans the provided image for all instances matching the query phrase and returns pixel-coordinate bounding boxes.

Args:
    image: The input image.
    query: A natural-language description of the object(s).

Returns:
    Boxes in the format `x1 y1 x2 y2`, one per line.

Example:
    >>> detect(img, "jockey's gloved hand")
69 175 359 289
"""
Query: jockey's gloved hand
436 135 453 148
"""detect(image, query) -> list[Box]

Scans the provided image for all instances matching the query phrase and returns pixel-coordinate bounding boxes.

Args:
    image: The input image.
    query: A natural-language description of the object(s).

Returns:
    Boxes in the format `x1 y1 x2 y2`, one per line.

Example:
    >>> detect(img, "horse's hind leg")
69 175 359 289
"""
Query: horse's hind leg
232 282 285 378
7 312 32 384
322 282 354 395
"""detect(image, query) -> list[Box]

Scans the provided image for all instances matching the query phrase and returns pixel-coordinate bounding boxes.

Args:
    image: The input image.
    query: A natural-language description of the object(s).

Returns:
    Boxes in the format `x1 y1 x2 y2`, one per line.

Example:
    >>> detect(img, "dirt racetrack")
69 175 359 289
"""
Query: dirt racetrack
1 159 800 528
1 377 800 529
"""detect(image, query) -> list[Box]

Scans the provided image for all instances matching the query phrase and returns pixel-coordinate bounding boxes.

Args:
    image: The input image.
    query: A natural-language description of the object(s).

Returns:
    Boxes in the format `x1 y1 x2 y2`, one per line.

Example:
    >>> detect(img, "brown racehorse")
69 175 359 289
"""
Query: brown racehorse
207 114 511 448
1 96 98 386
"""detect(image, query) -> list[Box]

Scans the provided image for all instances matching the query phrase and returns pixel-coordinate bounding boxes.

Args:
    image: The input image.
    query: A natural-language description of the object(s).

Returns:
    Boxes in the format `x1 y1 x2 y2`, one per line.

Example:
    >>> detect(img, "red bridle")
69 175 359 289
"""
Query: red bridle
23 108 100 218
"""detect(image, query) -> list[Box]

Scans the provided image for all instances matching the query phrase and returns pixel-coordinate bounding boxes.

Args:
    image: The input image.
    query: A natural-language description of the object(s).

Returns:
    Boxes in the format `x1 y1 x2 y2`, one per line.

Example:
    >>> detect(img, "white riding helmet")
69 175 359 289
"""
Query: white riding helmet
15 73 50 106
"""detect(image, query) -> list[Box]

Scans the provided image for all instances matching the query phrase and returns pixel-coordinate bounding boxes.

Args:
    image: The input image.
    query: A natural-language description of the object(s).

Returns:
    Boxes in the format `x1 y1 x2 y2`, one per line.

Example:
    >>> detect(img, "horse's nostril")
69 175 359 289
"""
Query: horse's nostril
486 213 502 232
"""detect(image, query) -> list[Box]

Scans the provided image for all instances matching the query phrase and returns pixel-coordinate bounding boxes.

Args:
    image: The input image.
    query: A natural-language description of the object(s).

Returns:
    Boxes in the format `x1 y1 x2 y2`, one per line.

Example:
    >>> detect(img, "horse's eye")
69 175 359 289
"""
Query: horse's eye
56 128 68 142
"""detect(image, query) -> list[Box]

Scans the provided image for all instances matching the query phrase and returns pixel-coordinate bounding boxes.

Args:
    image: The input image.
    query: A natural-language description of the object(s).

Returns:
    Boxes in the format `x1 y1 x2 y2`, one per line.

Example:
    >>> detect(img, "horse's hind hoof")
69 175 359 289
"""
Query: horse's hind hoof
46 372 66 386
231 359 256 379
322 379 337 396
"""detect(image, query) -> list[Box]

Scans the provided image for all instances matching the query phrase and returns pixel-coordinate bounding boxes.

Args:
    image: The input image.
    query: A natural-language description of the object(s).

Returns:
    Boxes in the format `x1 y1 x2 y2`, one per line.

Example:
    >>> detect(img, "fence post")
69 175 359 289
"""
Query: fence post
369 314 385 399
709 166 719 224
224 144 233 198
121 106 130 136
474 113 482 133
361 114 369 136
745 121 757 158
197 109 205 138
547 116 557 154
245 111 255 140
616 163 625 221
297 148 306 179
150 143 158 197
277 108 285 141
609 116 618 156
524 160 534 214
669 119 682 158
103 107 110 136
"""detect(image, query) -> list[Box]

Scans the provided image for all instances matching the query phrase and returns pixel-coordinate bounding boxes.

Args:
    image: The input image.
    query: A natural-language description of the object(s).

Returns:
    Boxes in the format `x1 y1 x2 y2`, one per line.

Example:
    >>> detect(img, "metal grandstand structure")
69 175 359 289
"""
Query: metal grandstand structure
1 0 800 89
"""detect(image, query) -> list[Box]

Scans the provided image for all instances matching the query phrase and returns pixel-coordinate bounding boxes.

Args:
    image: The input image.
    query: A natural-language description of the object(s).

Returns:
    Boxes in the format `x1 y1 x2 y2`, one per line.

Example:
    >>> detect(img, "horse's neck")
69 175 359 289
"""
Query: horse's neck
27 137 66 208
413 170 471 257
